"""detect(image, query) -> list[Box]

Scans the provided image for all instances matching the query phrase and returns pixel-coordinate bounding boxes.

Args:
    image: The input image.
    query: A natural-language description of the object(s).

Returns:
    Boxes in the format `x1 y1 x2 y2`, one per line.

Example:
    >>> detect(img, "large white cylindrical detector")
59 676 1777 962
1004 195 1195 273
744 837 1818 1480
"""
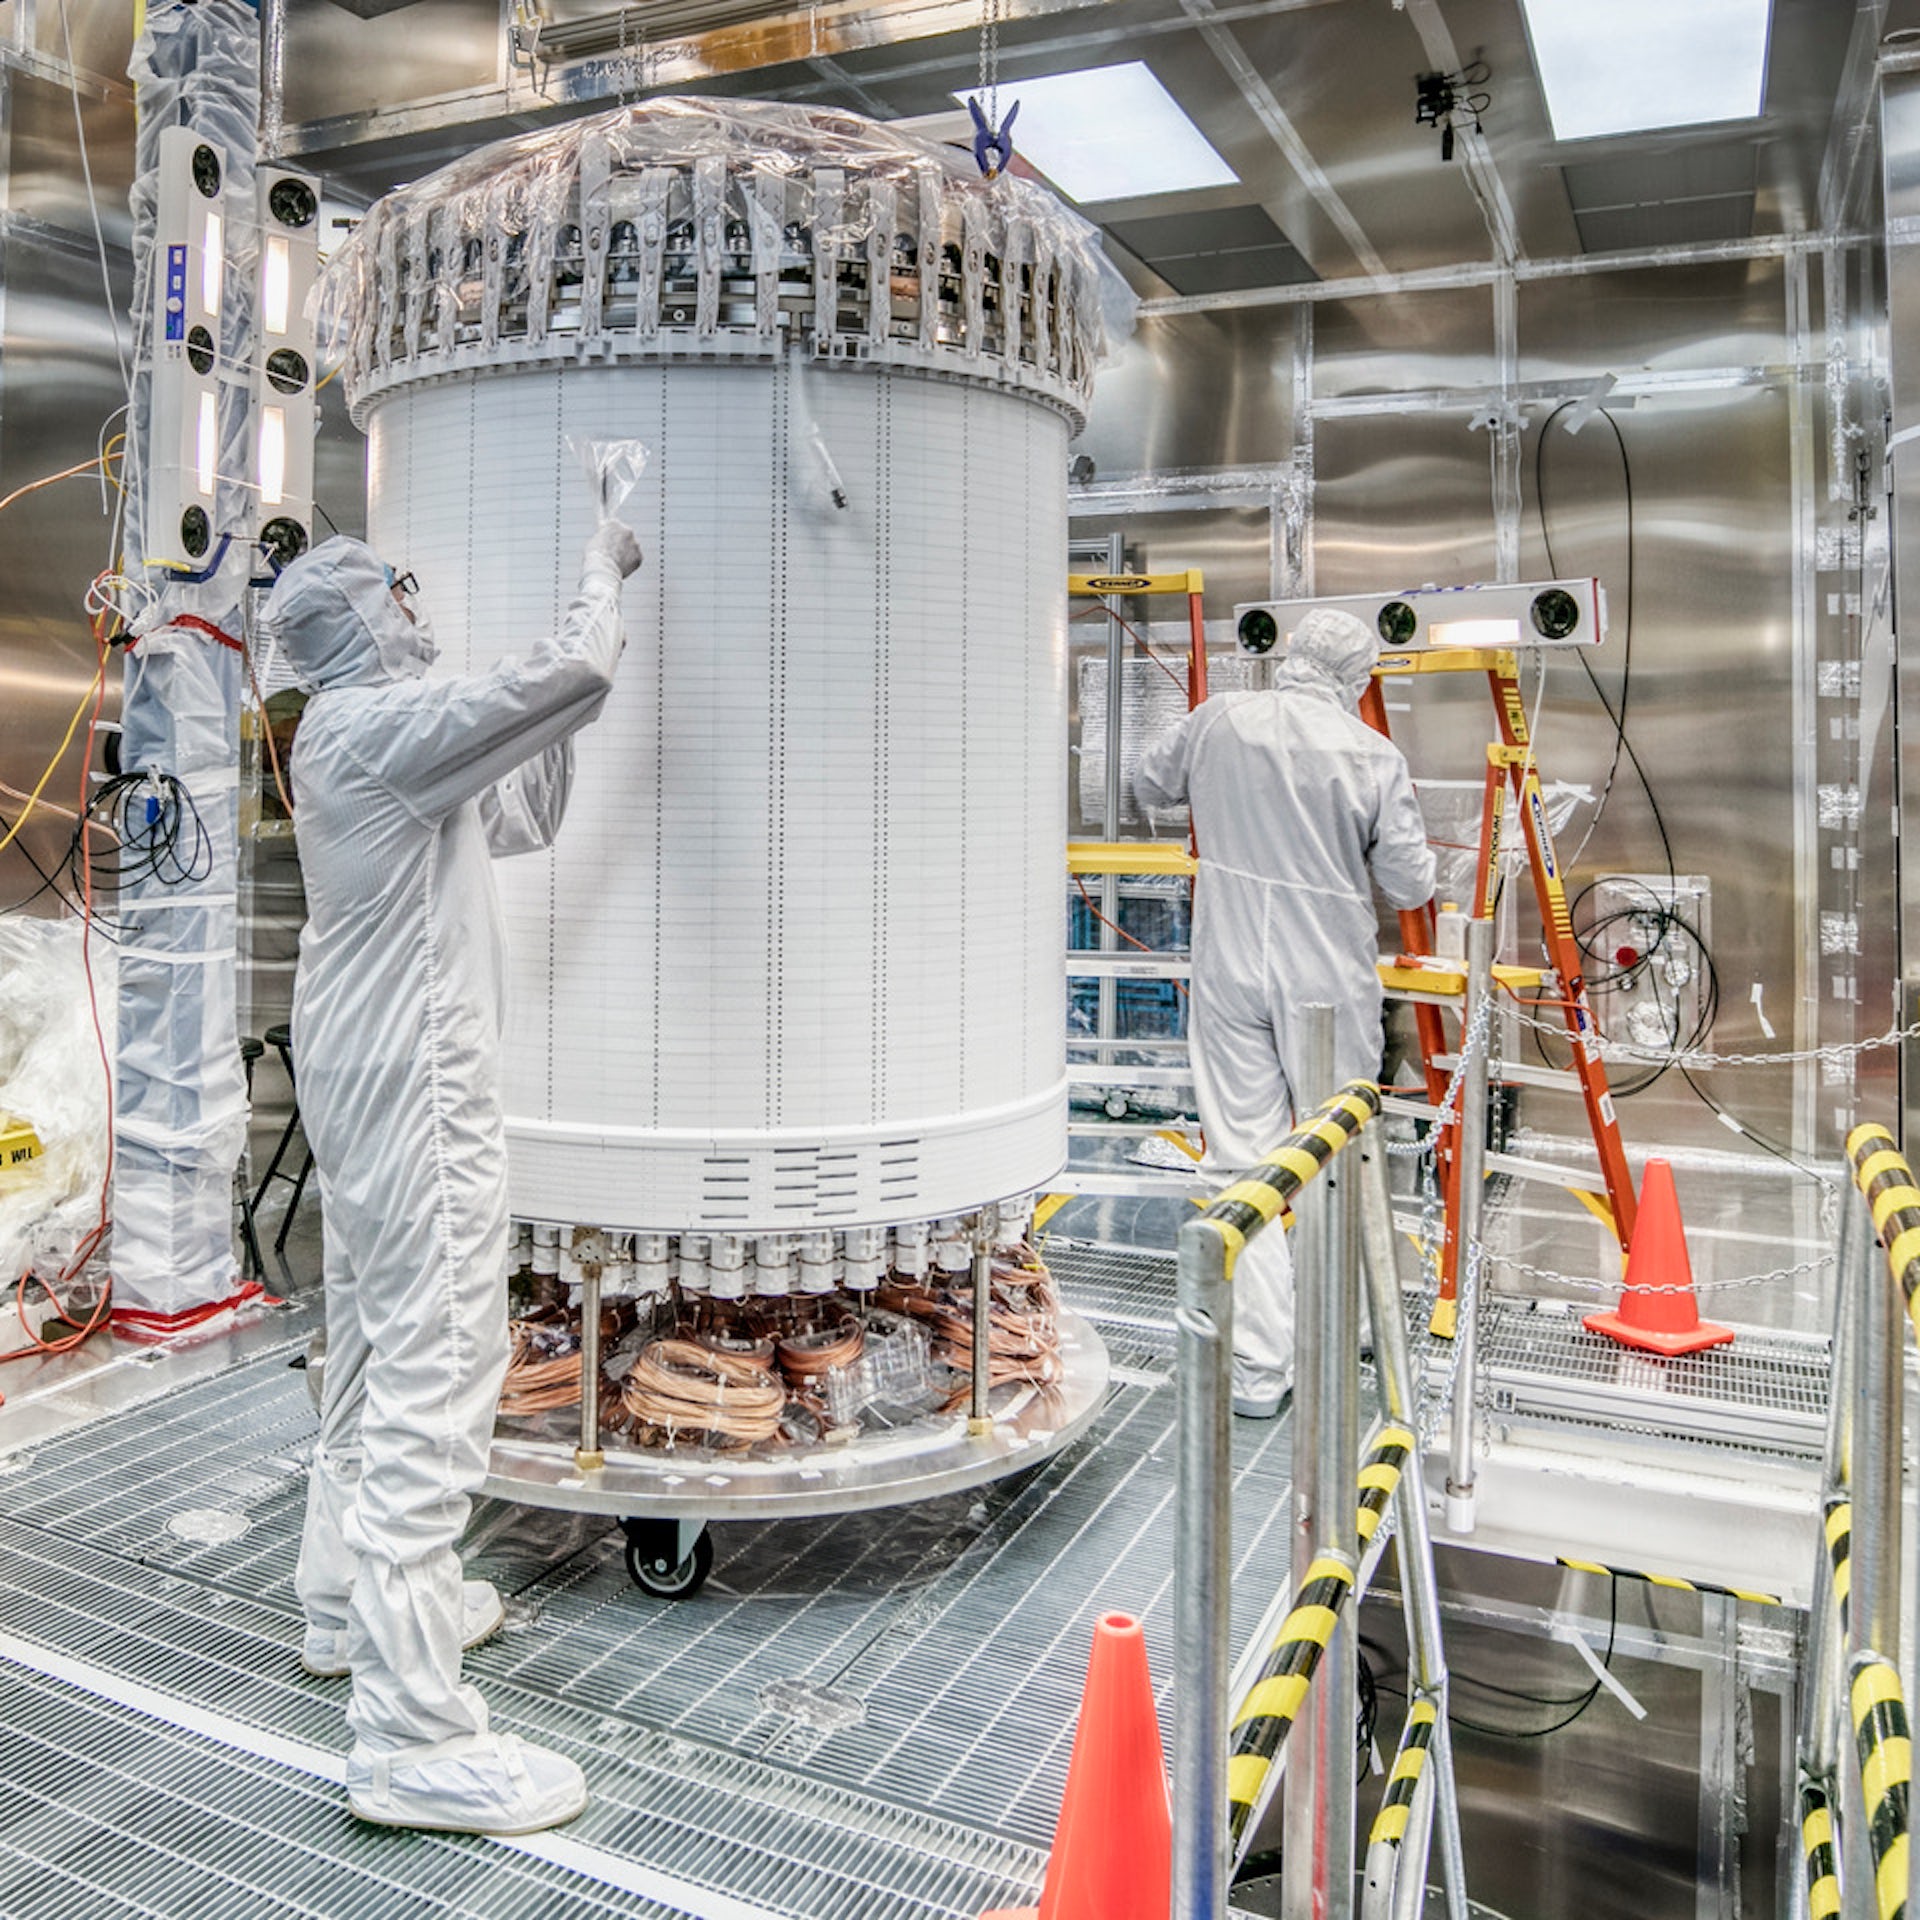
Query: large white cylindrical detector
329 99 1115 1236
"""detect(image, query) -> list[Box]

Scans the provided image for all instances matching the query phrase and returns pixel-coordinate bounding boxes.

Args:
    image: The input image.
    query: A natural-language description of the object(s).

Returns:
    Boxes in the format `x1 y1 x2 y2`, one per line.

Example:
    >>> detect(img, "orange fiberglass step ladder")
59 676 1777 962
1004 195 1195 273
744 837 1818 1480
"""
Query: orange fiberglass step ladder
1361 646 1637 1330
1057 636 1638 1330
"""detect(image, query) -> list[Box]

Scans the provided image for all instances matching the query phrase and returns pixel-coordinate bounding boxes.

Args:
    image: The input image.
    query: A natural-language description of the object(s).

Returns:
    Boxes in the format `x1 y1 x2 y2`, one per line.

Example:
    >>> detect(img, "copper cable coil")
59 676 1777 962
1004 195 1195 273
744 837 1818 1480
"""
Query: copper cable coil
500 1318 585 1417
618 1335 787 1447
775 1315 865 1417
692 1325 778 1365
873 1269 1063 1412
873 1280 1058 1353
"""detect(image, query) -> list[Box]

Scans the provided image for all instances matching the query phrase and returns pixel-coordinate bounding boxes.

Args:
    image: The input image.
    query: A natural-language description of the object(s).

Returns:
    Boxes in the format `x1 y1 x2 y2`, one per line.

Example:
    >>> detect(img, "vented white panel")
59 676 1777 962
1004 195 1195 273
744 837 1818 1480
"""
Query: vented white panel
367 356 1068 1230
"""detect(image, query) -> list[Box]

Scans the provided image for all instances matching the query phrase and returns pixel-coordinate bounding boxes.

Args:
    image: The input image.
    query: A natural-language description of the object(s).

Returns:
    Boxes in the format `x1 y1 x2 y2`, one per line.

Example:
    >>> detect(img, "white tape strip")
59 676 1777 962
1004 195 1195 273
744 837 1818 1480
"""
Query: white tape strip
114 945 234 965
167 764 242 795
0 1626 791 1920
1552 1623 1648 1721
111 893 238 913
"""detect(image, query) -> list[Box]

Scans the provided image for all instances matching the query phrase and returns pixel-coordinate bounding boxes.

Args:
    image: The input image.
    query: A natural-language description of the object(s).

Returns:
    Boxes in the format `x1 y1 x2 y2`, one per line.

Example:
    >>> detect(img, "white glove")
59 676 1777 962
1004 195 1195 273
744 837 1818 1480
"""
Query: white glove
585 521 643 581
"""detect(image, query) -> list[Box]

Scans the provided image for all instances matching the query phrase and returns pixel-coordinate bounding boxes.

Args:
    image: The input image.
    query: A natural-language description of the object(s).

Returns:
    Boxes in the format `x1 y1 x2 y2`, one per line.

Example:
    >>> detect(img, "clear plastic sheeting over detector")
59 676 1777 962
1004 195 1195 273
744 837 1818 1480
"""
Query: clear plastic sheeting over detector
322 96 1133 430
0 921 113 1289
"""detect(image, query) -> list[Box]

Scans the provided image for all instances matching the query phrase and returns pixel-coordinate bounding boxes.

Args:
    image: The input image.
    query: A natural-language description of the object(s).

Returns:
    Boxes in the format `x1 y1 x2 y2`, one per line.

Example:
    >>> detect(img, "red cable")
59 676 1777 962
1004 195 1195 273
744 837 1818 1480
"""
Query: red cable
0 622 116 1393
127 614 244 655
1070 602 1188 692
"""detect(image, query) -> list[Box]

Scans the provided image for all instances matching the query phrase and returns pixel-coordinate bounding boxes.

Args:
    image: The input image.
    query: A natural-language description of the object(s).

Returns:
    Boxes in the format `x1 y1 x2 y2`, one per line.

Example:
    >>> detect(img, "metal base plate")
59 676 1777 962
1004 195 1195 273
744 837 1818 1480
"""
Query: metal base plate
482 1307 1112 1520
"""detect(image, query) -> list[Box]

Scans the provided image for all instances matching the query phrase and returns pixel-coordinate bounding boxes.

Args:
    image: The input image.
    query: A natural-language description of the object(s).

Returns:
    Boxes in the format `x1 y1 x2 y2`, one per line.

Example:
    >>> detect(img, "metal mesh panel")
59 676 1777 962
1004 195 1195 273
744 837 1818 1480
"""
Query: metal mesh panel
1477 1300 1829 1420
0 1248 1290 1917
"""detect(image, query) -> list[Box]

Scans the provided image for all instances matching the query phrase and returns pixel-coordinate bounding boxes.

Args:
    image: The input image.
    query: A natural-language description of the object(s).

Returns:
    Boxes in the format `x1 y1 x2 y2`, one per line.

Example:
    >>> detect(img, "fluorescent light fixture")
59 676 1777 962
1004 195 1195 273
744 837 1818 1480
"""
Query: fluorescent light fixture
259 405 286 506
196 391 218 497
951 61 1236 203
263 235 291 337
202 209 224 316
1431 619 1521 649
1520 0 1771 142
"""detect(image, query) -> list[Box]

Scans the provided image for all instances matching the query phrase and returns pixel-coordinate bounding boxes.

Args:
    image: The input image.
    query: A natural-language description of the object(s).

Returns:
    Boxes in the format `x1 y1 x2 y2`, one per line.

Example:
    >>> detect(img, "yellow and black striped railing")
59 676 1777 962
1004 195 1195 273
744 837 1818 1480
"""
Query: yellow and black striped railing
1198 1081 1381 1275
1367 1696 1438 1858
1225 1424 1413 1851
1826 1498 1853 1636
1851 1656 1911 1920
1798 1779 1841 1920
1554 1556 1781 1609
1848 1124 1920 1343
1357 1425 1413 1552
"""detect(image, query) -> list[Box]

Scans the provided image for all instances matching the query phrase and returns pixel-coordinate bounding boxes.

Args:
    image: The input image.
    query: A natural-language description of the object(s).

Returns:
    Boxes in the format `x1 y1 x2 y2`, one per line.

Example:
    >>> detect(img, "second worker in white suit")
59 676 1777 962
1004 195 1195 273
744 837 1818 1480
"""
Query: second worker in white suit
1135 607 1435 1417
264 523 641 1836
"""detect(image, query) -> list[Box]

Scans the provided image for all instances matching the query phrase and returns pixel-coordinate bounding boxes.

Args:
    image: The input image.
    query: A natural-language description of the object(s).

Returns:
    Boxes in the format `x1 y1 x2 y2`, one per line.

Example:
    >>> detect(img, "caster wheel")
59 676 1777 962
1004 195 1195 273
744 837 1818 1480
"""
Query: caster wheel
623 1525 713 1599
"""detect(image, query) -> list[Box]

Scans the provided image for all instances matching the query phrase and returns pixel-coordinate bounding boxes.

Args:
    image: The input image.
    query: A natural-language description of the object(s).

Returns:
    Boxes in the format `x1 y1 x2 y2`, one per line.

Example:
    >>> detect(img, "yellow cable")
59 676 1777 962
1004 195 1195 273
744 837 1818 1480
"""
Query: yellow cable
0 658 106 857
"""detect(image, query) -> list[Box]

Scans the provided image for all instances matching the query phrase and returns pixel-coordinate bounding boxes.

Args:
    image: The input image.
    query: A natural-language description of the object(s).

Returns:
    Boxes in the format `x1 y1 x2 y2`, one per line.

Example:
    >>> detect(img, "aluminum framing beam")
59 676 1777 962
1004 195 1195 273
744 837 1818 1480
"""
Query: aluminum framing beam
1139 231 1873 319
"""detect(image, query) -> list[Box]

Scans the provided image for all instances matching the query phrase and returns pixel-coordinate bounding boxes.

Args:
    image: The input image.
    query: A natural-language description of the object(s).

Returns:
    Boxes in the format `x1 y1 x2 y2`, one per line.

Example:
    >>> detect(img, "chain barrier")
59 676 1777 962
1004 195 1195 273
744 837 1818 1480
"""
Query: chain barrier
1504 1005 1920 1074
1489 1250 1835 1297
1386 989 1494 1159
1414 1239 1482 1448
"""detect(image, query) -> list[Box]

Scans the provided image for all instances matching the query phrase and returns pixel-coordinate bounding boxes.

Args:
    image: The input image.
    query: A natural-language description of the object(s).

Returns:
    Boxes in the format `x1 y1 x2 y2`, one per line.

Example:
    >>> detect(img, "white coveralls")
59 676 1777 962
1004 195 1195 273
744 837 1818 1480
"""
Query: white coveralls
1134 609 1435 1406
264 534 629 1828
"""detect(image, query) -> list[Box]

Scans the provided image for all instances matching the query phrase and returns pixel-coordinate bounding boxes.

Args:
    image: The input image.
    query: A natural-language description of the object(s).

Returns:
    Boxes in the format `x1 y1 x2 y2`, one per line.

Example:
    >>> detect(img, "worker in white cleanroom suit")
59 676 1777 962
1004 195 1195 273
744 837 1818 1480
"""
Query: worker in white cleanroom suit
263 526 640 1834
1135 606 1434 1417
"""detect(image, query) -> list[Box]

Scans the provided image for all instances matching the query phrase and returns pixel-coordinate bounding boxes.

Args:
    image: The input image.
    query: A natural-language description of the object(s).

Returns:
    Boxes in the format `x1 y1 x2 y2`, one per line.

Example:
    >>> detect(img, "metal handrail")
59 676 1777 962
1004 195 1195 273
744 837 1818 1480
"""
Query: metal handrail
1225 1422 1414 1855
1172 1049 1379 1920
1793 1127 1920 1920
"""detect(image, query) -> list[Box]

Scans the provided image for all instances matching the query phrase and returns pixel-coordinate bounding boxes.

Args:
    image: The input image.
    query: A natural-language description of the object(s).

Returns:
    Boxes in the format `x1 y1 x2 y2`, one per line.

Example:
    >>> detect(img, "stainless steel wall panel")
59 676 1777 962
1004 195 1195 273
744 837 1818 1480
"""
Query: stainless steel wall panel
5 70 134 249
1309 286 1496 402
1516 261 1791 387
281 0 502 130
1521 390 1799 1149
24 0 134 89
0 231 130 911
1077 309 1299 479
1311 410 1499 590
1068 505 1275 616
1879 71 1920 1143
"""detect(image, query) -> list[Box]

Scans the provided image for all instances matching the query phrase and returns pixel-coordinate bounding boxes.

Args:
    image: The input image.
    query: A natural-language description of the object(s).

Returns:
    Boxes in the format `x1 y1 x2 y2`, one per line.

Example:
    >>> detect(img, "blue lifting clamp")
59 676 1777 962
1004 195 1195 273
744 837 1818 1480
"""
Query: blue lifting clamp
969 95 1019 180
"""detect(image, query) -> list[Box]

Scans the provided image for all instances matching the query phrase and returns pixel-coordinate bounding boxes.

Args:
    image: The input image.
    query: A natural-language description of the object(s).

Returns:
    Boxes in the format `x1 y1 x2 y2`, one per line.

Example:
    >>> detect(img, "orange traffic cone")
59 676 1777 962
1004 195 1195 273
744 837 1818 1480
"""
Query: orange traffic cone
1583 1158 1734 1356
980 1611 1172 1920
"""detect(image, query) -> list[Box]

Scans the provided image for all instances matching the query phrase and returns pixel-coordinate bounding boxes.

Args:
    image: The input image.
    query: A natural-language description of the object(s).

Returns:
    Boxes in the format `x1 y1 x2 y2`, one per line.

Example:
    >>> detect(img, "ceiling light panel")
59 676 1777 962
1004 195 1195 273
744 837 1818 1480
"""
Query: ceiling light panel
952 62 1237 204
1519 0 1772 143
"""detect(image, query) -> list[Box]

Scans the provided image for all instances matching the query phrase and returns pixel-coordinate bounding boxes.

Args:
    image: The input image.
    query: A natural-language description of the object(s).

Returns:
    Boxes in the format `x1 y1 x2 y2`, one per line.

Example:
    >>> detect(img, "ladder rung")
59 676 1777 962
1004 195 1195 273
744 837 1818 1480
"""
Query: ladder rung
1435 1053 1583 1093
1483 1149 1607 1197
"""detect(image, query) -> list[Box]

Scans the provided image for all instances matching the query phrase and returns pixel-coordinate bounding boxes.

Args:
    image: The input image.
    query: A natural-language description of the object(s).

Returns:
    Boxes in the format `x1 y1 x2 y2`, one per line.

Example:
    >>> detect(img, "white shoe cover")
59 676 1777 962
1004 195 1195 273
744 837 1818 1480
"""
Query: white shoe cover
346 1731 589 1835
1231 1354 1291 1420
301 1579 506 1679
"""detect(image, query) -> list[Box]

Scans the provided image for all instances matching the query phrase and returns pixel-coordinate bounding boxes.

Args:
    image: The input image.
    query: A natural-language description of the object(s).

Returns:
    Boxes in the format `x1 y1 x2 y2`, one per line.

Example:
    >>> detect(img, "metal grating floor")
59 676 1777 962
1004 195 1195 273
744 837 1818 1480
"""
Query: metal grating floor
1476 1299 1830 1421
0 1249 1288 1920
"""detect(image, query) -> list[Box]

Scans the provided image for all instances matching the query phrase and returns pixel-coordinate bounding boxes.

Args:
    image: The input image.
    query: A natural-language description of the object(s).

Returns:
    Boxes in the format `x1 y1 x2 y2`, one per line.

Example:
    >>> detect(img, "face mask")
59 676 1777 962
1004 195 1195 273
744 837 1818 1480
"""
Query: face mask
370 593 439 681
406 603 439 668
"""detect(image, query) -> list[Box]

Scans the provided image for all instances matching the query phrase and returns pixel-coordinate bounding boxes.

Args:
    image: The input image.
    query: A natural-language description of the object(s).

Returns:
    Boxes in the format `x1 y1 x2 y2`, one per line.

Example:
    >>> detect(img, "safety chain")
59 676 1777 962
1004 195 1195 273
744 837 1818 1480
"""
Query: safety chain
1490 1250 1836 1297
1506 1006 1920 1073
978 0 1001 131
1415 1238 1483 1448
1387 989 1496 1158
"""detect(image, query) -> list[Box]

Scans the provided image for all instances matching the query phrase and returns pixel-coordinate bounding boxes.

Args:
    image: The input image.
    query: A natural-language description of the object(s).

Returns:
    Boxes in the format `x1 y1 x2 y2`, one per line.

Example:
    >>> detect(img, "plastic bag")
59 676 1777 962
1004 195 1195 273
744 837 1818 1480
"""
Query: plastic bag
566 435 651 524
0 920 114 1286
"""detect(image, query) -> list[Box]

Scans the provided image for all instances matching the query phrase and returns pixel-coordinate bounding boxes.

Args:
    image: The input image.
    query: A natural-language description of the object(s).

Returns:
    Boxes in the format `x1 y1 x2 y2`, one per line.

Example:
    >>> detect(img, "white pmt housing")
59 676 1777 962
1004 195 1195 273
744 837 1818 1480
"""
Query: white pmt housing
327 99 1115 1248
